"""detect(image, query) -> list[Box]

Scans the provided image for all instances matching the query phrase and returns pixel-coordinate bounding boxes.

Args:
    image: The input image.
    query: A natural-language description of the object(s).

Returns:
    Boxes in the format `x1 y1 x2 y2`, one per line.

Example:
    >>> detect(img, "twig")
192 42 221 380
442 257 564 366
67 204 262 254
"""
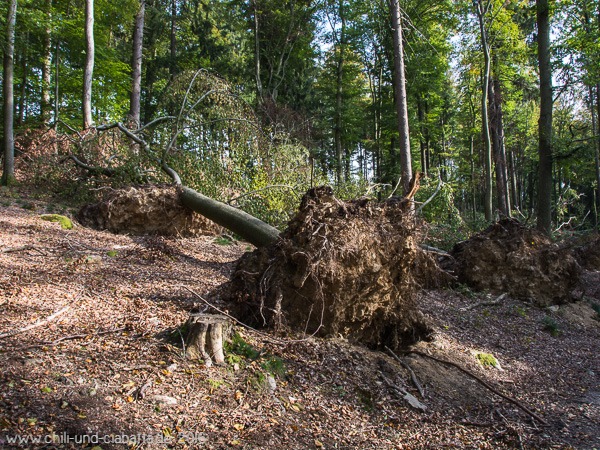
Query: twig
0 306 70 340
379 371 427 411
385 346 425 398
419 244 451 257
460 293 507 311
2 245 35 253
408 350 547 425
416 173 443 215
8 326 127 350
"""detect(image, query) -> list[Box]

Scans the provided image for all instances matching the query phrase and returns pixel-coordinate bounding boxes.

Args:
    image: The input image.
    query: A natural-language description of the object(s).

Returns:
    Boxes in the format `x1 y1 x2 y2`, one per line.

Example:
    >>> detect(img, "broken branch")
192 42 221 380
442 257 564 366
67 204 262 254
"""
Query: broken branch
408 350 547 425
0 306 70 340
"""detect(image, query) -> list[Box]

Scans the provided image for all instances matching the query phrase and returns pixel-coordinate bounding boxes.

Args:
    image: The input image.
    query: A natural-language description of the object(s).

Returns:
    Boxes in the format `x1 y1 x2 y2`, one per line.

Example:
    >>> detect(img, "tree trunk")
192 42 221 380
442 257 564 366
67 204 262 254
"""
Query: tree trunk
475 0 493 222
17 35 28 126
54 40 60 130
253 0 263 101
179 186 280 247
129 0 145 126
592 84 600 228
489 72 511 217
334 0 346 185
170 0 177 78
390 0 412 195
83 0 95 129
41 0 52 125
2 0 17 186
536 0 553 234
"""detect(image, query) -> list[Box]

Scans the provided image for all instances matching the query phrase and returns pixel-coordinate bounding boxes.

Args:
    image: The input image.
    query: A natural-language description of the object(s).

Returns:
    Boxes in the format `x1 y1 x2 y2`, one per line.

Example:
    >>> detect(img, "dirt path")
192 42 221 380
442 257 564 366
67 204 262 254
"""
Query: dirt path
0 196 598 449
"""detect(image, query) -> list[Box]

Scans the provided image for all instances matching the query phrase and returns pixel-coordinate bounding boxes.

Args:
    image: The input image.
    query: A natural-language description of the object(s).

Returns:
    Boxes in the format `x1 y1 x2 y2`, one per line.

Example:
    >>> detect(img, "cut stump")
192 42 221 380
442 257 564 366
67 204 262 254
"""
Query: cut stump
185 313 230 366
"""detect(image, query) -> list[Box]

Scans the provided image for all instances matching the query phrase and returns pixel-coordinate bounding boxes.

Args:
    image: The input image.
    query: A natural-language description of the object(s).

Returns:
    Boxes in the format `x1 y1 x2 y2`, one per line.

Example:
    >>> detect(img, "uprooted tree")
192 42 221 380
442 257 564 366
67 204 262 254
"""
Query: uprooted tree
62 71 440 351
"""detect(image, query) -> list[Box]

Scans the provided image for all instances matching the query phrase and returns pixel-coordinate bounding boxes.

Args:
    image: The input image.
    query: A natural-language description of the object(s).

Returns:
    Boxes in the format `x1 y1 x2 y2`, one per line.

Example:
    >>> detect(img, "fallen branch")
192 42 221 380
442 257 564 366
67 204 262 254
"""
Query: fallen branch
416 173 443 215
0 306 70 340
2 245 37 254
7 326 127 350
379 371 427 411
385 345 425 398
460 293 507 311
408 350 547 425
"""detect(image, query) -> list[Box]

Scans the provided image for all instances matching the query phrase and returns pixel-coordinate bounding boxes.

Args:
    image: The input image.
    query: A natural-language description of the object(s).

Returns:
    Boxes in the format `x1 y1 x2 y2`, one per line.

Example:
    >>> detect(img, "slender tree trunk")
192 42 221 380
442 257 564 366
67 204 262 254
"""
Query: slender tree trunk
334 0 346 185
536 0 553 234
54 41 61 129
475 0 493 221
170 0 177 78
17 37 28 126
390 0 412 195
489 72 511 217
253 0 263 101
41 0 52 125
594 84 600 228
129 0 145 126
2 0 17 186
83 0 95 129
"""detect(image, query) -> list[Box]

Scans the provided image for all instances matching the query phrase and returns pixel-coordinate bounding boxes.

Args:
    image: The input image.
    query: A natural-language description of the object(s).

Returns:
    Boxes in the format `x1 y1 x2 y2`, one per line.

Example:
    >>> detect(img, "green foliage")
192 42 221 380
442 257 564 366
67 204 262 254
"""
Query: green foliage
225 332 286 380
542 316 560 337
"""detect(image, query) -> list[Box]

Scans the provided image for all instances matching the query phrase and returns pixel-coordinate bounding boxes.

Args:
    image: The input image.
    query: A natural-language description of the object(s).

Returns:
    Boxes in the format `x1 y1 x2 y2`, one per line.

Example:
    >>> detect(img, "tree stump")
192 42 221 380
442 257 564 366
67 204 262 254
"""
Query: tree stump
185 313 230 366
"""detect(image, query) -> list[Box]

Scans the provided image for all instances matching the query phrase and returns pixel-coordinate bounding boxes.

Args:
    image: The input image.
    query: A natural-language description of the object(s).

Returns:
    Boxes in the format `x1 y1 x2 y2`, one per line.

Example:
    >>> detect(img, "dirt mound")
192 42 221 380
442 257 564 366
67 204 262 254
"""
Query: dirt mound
451 219 580 306
77 184 221 236
227 186 442 350
576 235 600 270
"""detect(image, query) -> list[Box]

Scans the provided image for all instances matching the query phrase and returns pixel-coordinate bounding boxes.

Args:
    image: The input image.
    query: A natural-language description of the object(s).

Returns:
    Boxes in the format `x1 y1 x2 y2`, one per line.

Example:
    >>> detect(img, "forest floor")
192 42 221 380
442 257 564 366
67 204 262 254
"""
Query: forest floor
0 186 599 449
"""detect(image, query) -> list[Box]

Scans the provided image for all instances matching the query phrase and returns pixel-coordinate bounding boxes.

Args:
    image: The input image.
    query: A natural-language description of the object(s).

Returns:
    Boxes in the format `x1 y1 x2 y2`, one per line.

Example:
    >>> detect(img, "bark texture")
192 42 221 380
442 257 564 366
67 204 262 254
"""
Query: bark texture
83 0 95 128
2 0 17 186
536 0 553 234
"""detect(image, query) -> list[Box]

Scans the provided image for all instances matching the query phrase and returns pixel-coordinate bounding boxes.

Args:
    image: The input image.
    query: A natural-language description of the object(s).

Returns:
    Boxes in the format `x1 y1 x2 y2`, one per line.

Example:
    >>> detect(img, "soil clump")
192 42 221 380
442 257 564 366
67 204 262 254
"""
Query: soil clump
450 219 580 306
228 186 442 350
77 184 221 236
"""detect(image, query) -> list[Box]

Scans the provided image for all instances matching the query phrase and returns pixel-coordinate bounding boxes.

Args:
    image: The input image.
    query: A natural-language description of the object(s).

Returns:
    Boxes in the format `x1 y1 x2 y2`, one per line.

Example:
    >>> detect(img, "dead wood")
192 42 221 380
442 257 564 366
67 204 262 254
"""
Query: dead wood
408 349 548 425
385 345 425 398
0 306 70 340
9 326 127 351
185 313 230 366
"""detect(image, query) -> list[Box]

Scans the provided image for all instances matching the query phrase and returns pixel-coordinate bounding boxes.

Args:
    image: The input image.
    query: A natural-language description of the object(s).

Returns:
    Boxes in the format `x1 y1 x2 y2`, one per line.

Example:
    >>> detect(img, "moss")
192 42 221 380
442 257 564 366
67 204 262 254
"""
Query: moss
39 214 73 230
476 352 500 368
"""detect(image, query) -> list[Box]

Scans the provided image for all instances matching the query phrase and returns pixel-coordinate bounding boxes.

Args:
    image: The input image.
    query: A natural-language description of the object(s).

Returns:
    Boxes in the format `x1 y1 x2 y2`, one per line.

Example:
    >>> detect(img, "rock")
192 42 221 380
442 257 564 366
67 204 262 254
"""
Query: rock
152 395 177 405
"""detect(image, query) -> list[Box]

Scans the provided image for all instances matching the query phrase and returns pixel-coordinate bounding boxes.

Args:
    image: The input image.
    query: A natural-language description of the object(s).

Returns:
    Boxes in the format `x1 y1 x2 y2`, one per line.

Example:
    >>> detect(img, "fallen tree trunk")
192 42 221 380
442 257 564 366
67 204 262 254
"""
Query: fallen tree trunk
179 186 279 248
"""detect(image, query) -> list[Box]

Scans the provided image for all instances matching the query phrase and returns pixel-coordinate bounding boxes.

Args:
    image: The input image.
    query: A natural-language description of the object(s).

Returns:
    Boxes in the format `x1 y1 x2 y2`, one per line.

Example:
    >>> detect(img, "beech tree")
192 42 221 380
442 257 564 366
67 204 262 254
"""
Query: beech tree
83 0 95 128
129 0 145 126
390 0 412 195
537 0 553 233
2 0 18 186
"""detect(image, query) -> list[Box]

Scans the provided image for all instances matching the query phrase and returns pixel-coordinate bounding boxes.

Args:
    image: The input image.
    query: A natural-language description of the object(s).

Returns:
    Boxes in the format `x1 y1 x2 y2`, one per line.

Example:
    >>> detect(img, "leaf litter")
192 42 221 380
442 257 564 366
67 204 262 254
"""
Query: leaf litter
0 191 598 449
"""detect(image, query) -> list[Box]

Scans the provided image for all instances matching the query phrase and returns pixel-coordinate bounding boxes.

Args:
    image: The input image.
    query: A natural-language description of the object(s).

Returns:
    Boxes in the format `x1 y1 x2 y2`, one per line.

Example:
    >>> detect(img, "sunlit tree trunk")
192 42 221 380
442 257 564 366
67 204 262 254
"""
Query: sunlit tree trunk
390 0 412 195
489 71 511 217
2 0 17 186
129 0 145 126
474 0 493 221
41 0 53 125
252 0 263 101
170 0 177 77
83 0 95 129
334 0 346 185
536 0 553 234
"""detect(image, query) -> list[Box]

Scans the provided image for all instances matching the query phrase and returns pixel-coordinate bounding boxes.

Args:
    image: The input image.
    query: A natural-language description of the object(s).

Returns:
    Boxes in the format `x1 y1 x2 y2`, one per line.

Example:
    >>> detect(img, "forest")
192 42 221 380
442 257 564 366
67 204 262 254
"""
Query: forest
0 0 599 237
0 0 600 448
